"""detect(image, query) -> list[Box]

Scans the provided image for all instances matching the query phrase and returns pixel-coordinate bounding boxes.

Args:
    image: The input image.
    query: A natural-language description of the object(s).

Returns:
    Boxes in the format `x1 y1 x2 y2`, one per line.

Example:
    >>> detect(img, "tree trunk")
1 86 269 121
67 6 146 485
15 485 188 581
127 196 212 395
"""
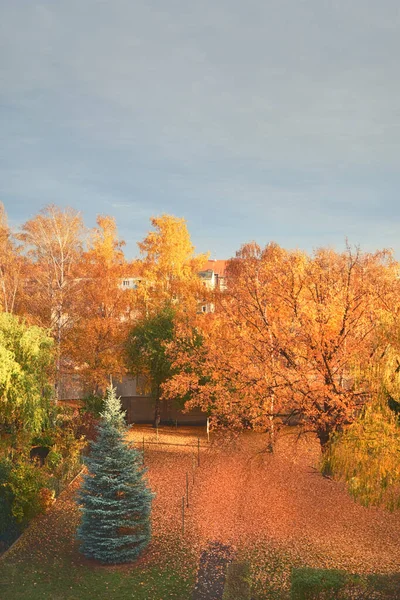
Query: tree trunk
316 426 331 452
153 387 161 428
267 393 275 452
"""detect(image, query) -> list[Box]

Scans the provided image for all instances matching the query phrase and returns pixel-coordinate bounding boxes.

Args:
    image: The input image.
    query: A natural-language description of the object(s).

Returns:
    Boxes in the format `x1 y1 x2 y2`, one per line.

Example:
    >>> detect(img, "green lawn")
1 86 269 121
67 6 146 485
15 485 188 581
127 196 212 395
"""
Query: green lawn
0 558 195 600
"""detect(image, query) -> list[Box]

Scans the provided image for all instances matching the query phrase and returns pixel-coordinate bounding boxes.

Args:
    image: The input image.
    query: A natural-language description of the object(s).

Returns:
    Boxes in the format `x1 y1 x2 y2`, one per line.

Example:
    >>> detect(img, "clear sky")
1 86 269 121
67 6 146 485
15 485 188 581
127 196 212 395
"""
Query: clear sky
1 1 400 260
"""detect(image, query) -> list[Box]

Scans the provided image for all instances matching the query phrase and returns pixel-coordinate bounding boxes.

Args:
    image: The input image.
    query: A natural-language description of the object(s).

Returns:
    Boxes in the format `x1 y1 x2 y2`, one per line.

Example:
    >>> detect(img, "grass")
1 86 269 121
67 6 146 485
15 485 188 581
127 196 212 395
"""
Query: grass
0 559 195 600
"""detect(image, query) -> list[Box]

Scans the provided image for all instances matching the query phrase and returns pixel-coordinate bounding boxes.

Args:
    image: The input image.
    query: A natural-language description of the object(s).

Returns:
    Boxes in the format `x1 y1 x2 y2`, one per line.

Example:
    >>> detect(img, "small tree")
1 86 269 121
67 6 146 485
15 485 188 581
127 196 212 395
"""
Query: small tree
77 385 154 563
126 305 175 427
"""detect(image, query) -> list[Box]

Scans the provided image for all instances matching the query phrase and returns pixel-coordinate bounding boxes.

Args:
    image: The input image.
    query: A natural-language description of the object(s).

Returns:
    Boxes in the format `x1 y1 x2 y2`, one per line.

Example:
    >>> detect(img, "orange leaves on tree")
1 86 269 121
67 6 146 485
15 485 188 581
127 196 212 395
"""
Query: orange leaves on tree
164 242 400 450
66 215 136 394
136 214 209 317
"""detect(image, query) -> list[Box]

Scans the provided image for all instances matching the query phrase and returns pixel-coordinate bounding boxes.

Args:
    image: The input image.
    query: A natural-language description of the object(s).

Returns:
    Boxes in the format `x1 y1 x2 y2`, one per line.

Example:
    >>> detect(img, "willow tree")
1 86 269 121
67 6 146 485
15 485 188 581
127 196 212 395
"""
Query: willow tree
322 396 400 510
0 312 54 437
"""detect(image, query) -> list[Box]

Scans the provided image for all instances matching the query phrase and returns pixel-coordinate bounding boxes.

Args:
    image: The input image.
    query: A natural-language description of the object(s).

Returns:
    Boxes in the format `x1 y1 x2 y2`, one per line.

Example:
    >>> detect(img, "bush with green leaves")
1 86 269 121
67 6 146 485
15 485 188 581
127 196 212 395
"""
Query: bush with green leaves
0 455 52 545
291 568 400 599
291 568 351 599
81 393 105 417
77 385 154 564
0 312 54 436
46 428 84 492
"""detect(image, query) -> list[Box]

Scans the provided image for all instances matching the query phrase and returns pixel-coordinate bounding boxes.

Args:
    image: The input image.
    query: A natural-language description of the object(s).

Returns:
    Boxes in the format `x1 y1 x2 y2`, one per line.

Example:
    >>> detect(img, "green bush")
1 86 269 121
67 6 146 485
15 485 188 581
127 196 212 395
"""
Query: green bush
31 431 55 448
223 562 251 600
290 568 351 599
45 429 84 488
291 568 400 599
81 394 105 417
0 456 51 531
6 458 51 523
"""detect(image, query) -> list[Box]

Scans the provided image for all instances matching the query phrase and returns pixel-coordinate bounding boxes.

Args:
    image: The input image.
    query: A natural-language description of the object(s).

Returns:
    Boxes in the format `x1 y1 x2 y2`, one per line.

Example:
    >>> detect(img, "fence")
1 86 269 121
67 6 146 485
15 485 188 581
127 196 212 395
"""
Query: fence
138 429 210 536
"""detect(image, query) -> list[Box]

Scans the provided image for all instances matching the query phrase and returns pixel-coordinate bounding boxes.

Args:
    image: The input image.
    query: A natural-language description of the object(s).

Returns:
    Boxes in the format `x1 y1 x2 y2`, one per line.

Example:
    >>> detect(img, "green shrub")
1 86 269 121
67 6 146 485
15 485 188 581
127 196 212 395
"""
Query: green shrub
81 394 105 417
223 562 251 600
31 431 55 448
0 458 14 537
6 458 51 523
290 568 400 599
290 568 350 599
46 429 84 487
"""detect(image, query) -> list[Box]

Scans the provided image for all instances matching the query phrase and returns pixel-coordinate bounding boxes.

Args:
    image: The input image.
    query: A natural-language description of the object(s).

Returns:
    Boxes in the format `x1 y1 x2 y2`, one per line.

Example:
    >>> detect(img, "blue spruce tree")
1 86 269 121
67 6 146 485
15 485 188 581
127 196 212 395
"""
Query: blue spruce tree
77 385 154 563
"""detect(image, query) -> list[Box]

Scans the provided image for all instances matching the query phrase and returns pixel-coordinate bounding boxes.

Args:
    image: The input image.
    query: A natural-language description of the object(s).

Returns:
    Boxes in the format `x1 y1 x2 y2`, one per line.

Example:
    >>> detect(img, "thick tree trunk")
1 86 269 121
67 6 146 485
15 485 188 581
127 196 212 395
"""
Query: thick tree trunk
316 427 331 452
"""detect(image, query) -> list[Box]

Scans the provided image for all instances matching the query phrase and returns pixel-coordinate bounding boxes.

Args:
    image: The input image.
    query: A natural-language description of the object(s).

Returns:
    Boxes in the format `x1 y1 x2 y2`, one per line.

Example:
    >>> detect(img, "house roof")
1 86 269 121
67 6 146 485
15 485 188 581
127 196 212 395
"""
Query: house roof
202 259 228 277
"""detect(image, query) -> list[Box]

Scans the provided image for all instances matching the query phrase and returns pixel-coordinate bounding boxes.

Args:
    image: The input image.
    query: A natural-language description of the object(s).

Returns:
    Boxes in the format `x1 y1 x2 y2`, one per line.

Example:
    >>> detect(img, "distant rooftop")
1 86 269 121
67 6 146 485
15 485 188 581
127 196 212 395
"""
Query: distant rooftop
201 259 228 277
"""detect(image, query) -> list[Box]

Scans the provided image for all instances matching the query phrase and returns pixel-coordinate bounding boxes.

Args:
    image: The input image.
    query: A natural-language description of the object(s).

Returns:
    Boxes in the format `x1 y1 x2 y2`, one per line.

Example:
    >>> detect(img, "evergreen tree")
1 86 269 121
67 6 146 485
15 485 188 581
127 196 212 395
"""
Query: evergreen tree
77 385 154 563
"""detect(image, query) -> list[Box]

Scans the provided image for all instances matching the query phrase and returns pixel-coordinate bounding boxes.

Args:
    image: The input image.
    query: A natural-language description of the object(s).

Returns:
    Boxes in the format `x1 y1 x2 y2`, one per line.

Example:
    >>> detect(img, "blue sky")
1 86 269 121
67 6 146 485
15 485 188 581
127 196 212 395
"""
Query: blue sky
1 0 400 259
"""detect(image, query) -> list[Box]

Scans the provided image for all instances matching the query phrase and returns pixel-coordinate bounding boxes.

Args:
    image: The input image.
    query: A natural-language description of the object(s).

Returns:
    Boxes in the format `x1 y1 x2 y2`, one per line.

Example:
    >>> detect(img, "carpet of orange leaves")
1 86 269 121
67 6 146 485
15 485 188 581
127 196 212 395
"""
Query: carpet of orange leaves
3 425 400 580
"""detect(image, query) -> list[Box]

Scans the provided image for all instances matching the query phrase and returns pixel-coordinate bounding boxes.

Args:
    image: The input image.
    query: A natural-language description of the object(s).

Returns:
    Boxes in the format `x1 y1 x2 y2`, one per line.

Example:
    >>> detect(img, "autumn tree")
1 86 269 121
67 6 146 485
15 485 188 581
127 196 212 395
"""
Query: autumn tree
136 215 208 316
66 215 136 394
127 305 175 427
0 202 26 315
19 205 86 399
164 242 399 450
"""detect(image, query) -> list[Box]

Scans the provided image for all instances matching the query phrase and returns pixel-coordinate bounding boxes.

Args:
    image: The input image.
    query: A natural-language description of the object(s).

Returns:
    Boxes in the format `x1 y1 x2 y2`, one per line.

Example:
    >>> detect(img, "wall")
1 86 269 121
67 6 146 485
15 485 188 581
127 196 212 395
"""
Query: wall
120 396 207 425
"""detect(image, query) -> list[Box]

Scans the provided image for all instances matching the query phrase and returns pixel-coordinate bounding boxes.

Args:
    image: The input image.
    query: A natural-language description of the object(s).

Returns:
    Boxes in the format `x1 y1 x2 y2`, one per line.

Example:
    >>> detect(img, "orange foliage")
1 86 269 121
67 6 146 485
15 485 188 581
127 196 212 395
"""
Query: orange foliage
65 215 136 393
18 205 86 397
136 214 209 317
164 242 400 449
0 202 26 315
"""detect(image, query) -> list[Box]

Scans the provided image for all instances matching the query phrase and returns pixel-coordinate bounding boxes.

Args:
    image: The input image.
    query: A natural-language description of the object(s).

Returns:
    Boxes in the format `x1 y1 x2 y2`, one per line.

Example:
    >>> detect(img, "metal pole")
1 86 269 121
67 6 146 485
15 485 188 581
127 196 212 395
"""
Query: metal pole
186 472 189 508
197 437 200 466
182 496 185 535
207 417 210 443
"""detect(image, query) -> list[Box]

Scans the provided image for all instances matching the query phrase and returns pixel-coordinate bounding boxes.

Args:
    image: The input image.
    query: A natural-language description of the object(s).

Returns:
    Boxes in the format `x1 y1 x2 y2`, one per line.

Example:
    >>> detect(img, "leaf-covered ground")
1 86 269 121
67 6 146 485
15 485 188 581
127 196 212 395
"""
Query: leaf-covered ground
1 425 399 599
